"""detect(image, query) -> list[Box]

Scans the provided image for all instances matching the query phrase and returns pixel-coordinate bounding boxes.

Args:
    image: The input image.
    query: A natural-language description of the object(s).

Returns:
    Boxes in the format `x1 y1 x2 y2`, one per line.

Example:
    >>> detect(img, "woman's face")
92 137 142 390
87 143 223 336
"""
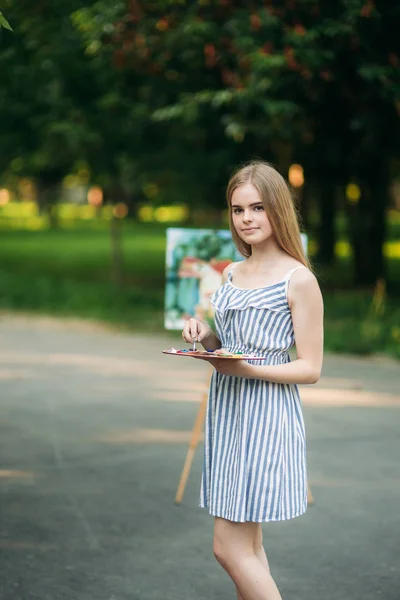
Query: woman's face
231 183 273 245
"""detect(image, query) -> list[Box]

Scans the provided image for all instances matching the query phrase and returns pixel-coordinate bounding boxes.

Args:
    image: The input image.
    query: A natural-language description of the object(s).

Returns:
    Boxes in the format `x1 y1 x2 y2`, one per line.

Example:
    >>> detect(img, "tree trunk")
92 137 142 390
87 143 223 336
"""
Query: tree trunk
105 183 125 286
316 178 336 265
110 217 124 286
347 166 387 286
37 180 60 228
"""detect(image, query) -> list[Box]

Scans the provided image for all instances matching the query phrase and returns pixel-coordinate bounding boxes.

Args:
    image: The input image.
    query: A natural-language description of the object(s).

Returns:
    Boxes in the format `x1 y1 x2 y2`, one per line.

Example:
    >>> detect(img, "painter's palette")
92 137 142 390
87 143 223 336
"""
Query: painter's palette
162 348 266 360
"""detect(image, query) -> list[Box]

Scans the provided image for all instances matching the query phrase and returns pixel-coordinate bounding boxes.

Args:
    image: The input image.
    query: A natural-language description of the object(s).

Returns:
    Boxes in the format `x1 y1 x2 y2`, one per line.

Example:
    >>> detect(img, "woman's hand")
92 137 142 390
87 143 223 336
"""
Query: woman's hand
198 357 256 379
182 317 212 345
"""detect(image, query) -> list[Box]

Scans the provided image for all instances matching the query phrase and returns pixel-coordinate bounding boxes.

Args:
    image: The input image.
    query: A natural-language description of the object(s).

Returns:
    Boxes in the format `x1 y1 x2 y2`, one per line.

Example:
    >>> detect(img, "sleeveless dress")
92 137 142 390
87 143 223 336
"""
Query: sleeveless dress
199 264 308 523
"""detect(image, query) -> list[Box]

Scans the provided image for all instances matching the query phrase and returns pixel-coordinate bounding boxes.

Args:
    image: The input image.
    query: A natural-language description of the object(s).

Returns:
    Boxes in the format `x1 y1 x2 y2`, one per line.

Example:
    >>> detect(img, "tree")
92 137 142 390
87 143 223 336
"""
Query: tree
0 1 142 217
0 1 94 215
77 0 399 285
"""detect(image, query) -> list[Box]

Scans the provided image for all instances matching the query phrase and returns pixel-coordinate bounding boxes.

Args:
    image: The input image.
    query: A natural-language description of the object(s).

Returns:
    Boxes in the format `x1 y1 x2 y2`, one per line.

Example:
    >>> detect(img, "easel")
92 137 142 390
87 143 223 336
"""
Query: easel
175 371 315 506
175 371 210 505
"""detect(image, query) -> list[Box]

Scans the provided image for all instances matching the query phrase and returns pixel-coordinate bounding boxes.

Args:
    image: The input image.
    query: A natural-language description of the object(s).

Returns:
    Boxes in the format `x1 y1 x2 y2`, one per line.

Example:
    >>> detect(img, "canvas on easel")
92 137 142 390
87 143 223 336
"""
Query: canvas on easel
165 227 243 330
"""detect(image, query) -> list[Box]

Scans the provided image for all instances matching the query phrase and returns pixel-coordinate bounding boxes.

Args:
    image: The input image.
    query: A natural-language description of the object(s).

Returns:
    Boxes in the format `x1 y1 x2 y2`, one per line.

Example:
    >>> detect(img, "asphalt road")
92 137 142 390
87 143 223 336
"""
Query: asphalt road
0 315 399 600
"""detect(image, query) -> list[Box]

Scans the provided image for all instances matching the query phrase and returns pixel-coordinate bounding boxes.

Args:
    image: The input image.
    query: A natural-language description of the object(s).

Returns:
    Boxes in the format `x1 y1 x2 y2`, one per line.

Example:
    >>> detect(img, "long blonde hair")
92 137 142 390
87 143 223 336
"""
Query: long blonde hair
226 160 310 269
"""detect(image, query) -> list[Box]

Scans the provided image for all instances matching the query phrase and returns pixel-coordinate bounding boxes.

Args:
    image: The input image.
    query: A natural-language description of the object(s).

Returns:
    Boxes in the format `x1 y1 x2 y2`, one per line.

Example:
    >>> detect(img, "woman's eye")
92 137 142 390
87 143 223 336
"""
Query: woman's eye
233 208 242 214
254 205 264 211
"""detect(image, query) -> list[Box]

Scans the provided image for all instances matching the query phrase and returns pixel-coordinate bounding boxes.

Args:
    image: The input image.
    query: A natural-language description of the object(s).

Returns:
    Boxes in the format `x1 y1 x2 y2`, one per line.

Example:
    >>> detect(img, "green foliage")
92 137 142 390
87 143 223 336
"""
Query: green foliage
0 11 12 30
323 292 400 358
76 1 399 148
0 1 93 180
0 0 144 208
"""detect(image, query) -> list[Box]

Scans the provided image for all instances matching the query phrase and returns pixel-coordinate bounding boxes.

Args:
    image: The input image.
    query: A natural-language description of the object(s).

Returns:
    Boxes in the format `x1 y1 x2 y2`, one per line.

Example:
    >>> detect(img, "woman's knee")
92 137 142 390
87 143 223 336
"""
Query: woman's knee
213 537 229 568
213 518 257 571
213 538 253 575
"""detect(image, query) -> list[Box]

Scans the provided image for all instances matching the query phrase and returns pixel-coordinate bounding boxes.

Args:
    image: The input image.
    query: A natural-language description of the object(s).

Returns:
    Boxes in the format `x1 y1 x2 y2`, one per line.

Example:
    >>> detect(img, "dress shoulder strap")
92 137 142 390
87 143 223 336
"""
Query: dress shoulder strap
227 262 238 282
283 265 308 281
284 265 309 297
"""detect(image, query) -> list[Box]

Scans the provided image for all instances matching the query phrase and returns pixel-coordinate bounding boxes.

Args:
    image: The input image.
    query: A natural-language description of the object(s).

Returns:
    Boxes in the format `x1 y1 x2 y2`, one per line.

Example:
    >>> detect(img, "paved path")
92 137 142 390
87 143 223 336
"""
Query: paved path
0 315 399 600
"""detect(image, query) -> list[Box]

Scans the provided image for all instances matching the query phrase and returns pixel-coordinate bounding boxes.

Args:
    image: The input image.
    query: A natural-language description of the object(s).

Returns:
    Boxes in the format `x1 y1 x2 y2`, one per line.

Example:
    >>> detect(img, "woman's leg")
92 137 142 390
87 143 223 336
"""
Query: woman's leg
214 517 282 600
235 525 270 600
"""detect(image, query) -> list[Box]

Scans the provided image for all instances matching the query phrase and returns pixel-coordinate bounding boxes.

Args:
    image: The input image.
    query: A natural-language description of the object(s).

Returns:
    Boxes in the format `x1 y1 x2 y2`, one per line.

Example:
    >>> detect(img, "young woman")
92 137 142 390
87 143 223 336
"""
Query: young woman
182 161 324 600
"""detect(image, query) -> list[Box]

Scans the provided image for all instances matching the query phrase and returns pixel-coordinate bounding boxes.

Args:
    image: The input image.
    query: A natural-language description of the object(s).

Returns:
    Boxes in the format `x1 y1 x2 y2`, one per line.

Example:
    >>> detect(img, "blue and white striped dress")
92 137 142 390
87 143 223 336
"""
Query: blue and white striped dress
199 264 308 523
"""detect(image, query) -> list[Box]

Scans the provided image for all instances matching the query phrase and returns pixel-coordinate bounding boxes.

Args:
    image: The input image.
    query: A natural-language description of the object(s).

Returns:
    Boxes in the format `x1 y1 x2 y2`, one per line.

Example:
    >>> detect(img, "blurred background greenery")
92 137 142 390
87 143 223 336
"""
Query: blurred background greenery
0 1 399 358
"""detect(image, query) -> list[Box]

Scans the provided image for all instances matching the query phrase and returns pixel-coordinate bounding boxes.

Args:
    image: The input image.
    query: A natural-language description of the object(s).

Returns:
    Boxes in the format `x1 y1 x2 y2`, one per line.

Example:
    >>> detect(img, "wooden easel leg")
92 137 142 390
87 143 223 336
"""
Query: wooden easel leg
307 483 315 506
174 374 210 505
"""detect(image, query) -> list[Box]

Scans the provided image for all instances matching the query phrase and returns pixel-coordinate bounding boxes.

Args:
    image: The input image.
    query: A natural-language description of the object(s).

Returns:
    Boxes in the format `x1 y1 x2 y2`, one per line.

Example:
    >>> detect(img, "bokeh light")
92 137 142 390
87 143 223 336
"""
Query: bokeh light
346 183 361 204
0 189 10 205
288 164 304 188
113 203 129 219
87 186 103 207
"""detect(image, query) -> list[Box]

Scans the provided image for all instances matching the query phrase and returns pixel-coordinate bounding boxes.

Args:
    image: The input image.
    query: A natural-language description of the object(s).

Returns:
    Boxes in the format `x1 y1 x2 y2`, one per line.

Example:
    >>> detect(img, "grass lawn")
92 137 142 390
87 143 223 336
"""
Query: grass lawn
0 224 166 285
0 224 399 358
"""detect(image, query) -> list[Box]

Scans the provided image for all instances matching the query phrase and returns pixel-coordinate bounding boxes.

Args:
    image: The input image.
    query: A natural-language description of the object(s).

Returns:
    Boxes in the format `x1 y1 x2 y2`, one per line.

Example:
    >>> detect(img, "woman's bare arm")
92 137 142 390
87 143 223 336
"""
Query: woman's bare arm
246 269 324 384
